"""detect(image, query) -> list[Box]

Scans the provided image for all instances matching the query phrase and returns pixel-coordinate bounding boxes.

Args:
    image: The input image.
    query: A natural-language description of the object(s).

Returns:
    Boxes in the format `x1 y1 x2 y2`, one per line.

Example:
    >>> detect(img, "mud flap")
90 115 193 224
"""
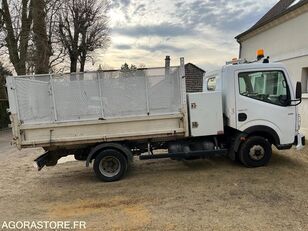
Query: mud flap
34 152 51 171
34 151 60 171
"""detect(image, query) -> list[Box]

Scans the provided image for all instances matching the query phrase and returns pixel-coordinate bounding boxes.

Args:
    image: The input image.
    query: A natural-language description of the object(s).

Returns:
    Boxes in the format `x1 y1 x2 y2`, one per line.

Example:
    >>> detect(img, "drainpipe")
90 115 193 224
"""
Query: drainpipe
237 39 242 59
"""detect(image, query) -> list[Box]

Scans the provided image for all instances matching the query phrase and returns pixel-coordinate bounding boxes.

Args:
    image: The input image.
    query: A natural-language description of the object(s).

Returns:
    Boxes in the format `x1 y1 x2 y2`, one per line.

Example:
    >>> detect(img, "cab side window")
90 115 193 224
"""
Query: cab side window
238 71 290 106
207 77 216 91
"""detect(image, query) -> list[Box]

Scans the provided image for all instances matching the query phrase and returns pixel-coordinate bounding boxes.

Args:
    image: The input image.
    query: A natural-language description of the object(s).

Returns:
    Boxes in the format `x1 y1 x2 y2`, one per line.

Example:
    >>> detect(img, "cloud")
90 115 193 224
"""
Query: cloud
95 0 279 70
111 0 131 8
133 3 146 15
138 44 186 53
115 44 132 50
112 23 198 38
174 0 272 32
114 41 186 53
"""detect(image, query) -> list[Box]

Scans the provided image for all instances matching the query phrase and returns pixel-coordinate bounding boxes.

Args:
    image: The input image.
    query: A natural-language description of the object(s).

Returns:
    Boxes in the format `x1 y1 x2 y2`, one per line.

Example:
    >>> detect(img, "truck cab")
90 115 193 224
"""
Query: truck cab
204 61 305 156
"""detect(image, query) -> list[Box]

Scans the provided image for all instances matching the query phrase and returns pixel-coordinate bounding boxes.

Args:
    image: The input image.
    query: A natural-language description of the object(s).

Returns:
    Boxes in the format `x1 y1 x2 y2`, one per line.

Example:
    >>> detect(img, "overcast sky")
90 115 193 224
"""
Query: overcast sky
94 0 279 70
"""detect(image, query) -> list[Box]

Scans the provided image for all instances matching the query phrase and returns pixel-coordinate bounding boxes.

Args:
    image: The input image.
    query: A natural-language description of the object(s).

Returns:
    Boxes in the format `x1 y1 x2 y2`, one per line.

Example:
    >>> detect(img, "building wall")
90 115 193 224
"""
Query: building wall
239 10 308 135
283 56 308 135
185 64 204 93
240 11 308 64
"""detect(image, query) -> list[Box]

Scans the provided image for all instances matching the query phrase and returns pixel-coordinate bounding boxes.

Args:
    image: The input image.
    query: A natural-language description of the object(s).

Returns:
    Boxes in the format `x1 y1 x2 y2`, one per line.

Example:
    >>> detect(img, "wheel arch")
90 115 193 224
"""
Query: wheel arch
86 143 133 167
244 125 280 146
233 125 280 155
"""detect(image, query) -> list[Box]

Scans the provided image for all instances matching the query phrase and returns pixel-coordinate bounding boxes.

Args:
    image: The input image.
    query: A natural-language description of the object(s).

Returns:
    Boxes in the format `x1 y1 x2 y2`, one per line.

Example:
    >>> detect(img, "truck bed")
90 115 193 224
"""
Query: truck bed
7 63 188 149
11 113 186 149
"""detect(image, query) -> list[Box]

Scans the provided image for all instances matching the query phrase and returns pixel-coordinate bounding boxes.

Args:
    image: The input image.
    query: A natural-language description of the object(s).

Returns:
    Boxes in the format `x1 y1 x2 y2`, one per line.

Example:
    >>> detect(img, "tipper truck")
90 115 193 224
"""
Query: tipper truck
6 55 305 182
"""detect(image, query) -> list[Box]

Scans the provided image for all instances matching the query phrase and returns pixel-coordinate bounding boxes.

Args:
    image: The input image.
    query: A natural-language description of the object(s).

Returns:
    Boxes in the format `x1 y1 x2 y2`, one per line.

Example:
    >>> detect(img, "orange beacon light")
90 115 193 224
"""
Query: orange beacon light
257 49 265 60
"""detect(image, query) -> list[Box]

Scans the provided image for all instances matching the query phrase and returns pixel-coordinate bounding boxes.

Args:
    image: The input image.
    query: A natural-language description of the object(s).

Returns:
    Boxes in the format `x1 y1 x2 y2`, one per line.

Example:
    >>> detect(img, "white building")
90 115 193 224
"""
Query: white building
236 0 308 135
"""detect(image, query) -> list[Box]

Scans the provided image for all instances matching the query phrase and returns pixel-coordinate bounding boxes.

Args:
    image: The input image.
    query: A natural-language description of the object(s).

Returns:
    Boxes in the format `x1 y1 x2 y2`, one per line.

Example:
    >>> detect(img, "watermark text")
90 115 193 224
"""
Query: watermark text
1 220 86 230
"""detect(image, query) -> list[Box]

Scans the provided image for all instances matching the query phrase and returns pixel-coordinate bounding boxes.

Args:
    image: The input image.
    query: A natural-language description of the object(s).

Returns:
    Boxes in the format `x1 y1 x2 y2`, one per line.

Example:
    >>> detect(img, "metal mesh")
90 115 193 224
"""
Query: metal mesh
15 78 52 123
13 67 182 124
100 71 148 118
52 73 101 121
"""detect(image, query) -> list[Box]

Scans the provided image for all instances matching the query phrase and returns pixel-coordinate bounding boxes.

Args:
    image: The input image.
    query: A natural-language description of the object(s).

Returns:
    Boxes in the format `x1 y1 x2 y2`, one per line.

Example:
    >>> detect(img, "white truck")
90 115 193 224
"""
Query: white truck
6 56 305 182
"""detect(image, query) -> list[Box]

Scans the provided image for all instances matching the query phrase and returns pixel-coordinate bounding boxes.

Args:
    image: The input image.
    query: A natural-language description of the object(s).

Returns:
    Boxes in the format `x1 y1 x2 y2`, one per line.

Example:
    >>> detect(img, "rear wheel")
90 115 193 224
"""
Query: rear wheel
239 136 272 167
93 149 127 182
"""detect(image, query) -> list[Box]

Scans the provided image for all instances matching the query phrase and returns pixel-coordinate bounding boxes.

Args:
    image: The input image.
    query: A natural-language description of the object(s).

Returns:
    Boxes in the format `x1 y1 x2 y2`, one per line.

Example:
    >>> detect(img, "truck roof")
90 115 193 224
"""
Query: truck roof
222 62 286 72
204 62 287 79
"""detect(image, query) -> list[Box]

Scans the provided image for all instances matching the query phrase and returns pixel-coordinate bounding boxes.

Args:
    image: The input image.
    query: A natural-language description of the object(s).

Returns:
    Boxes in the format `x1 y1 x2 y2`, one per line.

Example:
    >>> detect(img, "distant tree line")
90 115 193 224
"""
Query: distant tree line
0 0 110 75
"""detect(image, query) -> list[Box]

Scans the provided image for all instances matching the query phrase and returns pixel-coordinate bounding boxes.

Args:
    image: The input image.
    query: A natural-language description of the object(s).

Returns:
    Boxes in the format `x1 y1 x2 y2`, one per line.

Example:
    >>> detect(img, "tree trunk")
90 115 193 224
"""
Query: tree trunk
80 60 85 72
32 0 51 74
70 56 78 73
79 53 86 72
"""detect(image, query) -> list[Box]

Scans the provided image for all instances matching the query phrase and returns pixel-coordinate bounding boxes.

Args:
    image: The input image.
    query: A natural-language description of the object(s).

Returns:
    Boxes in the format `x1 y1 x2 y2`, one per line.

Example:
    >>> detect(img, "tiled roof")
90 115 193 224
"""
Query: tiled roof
185 63 205 73
236 0 308 39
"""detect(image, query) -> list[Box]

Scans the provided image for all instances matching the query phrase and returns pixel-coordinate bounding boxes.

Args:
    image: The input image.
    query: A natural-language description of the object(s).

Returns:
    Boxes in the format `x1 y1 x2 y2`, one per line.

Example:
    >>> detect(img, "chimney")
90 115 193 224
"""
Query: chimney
165 56 170 76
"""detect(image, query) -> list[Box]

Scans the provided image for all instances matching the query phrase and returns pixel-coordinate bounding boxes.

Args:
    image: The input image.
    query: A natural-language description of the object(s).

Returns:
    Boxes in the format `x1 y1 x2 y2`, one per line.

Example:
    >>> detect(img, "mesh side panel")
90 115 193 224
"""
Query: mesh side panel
52 72 101 121
148 68 181 114
13 67 182 124
15 79 52 123
100 71 147 118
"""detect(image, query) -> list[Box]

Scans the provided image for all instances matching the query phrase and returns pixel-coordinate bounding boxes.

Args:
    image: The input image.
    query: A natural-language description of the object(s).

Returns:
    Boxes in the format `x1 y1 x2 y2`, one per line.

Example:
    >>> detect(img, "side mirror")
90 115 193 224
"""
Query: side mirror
296 82 302 99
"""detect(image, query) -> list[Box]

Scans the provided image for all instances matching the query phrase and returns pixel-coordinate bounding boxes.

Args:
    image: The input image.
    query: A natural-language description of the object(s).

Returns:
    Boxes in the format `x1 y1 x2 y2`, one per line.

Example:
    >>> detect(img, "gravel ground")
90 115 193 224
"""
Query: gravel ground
0 129 12 156
0 130 307 231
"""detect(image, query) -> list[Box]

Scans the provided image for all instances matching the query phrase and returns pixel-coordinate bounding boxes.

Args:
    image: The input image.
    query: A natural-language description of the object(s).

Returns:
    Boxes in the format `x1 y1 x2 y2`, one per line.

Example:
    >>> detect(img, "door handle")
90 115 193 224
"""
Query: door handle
238 113 247 122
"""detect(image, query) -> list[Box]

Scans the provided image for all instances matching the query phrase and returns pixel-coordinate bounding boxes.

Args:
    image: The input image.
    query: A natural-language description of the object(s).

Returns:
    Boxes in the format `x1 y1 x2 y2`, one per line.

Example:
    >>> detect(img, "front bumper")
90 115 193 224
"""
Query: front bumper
294 133 305 150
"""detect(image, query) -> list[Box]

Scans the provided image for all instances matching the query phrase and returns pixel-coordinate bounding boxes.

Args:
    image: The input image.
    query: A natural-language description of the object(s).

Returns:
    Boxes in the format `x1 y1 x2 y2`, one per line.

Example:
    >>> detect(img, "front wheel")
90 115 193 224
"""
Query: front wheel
93 149 127 182
239 136 272 167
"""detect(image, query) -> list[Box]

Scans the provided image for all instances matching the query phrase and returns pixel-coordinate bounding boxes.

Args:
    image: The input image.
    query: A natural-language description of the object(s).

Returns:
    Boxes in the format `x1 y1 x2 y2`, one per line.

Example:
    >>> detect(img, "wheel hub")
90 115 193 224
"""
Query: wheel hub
249 145 265 161
99 156 121 177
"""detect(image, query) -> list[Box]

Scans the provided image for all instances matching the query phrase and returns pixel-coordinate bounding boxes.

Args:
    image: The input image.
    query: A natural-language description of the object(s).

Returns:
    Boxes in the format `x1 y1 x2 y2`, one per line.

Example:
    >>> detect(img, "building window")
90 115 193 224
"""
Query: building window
301 68 308 93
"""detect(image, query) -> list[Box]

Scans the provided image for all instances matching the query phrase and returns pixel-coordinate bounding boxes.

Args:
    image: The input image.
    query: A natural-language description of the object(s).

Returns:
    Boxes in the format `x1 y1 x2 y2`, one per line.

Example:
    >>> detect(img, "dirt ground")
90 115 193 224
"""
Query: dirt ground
0 130 307 231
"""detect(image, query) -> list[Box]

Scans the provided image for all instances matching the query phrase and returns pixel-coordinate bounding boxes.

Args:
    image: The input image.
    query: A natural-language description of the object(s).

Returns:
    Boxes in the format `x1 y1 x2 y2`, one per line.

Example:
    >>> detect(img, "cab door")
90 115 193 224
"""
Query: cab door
235 69 296 145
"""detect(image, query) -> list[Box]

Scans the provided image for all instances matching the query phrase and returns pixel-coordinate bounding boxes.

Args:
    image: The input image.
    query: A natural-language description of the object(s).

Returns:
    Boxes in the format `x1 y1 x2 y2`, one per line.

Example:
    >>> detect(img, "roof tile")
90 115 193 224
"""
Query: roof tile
236 0 308 39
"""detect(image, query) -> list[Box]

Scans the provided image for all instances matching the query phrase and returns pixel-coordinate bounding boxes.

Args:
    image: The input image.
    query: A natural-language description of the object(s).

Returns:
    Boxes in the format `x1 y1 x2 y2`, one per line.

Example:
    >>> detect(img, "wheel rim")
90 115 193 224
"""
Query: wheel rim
99 156 121 177
249 145 265 161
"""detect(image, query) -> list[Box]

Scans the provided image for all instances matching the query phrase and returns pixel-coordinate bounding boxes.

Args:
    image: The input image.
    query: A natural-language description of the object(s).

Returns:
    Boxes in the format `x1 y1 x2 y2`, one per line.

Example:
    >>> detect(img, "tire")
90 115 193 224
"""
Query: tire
93 149 127 182
239 136 272 167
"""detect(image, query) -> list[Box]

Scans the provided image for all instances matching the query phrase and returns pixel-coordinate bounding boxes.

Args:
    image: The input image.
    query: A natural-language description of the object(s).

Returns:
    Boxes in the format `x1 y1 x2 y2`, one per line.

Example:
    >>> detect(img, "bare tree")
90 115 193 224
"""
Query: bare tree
32 0 52 74
58 0 110 73
24 0 66 73
0 0 66 74
78 0 109 72
58 0 80 73
45 0 67 72
0 0 33 75
0 0 108 74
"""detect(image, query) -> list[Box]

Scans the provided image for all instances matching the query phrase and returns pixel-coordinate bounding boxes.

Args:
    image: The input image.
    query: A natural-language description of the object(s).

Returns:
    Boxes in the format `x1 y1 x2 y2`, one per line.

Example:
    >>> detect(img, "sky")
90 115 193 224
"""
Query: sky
94 0 279 71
